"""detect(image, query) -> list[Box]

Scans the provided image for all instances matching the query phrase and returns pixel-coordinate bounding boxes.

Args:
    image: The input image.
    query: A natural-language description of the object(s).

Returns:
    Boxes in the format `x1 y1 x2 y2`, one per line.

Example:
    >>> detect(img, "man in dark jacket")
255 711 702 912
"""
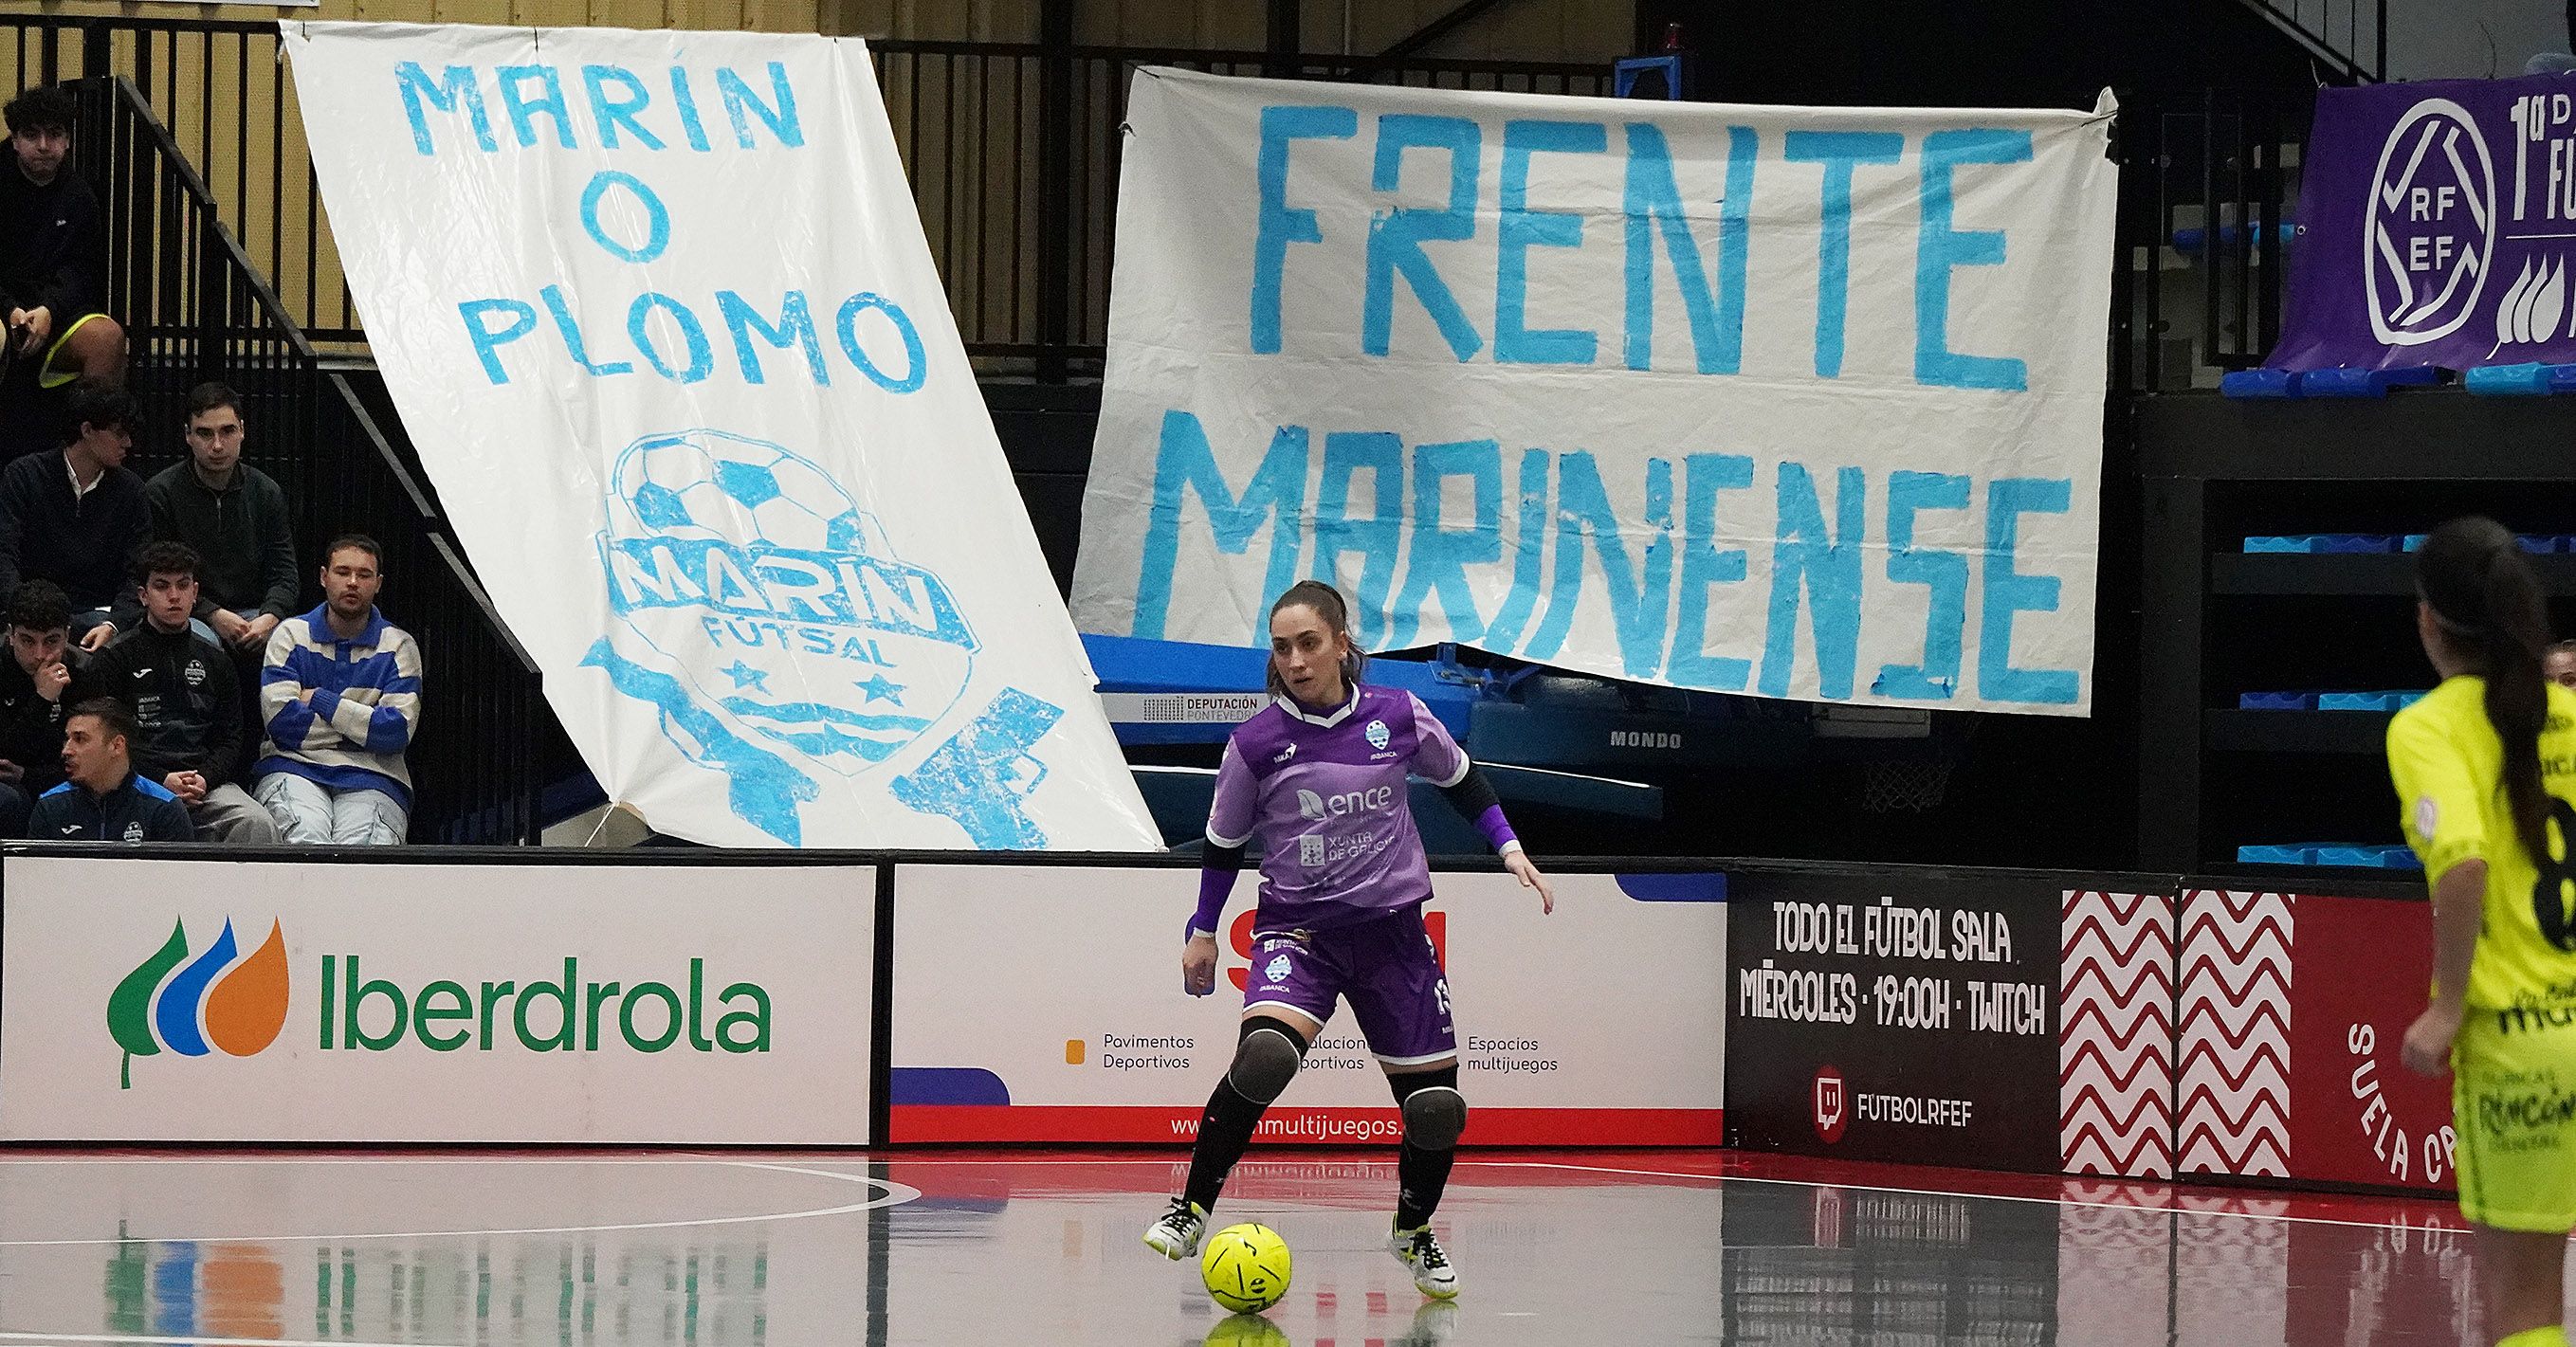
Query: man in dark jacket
0 83 124 391
0 379 147 647
0 579 82 834
137 382 296 653
85 541 277 842
27 697 192 842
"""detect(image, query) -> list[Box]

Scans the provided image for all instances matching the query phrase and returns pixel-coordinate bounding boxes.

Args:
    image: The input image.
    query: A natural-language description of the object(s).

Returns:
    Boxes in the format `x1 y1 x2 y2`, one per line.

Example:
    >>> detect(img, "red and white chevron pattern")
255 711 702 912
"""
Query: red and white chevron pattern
2177 890 2293 1177
2060 891 2176 1177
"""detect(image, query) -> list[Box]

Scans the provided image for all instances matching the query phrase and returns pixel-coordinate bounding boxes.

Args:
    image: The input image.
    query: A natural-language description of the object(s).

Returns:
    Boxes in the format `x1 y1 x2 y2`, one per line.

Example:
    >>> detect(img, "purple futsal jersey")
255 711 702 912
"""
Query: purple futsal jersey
1204 683 1470 932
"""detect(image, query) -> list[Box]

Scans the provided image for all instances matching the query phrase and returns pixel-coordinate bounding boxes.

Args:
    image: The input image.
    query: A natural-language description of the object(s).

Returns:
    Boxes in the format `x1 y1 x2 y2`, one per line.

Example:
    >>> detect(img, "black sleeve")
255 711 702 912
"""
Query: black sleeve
101 486 151 632
0 464 30 610
257 478 298 618
1202 839 1248 871
23 793 61 839
1436 764 1501 820
147 795 195 843
197 649 242 782
34 182 103 319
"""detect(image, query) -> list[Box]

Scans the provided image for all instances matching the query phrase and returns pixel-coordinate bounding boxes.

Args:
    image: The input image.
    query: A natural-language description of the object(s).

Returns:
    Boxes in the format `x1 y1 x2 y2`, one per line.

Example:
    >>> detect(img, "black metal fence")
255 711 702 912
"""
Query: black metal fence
2114 86 2314 393
870 40 1614 375
1 18 1615 376
71 74 550 844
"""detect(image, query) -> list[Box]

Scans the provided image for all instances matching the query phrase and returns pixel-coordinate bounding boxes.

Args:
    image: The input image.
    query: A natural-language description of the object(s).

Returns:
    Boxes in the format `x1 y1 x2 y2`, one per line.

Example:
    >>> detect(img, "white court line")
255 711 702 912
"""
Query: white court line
0 1157 918 1247
871 1155 2470 1235
0 1335 460 1347
1474 1160 2472 1235
0 1333 460 1347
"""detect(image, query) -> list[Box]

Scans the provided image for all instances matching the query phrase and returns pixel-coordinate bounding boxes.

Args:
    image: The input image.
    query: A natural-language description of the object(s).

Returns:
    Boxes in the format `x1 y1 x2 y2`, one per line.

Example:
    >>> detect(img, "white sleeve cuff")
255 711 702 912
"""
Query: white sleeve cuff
1498 839 1525 857
1206 827 1252 848
1434 755 1471 789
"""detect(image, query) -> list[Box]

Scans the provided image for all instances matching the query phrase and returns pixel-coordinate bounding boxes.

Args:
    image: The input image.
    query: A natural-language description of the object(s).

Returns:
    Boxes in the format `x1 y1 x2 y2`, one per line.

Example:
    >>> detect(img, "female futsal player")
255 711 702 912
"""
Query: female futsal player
1142 580 1553 1300
2393 518 2576 1347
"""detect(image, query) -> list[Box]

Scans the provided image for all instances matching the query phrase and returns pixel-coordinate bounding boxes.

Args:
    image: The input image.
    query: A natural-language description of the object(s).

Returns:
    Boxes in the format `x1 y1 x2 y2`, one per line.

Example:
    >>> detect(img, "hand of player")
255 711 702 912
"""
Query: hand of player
13 306 50 354
210 609 250 645
2402 1001 2463 1077
78 624 114 653
240 613 280 648
32 660 68 701
1181 933 1218 997
164 772 207 805
1506 849 1554 915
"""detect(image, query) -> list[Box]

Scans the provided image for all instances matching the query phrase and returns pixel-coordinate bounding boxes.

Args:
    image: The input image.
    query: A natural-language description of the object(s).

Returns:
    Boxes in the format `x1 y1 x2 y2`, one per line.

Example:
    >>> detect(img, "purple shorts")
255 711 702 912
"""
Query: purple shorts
1240 903 1456 1066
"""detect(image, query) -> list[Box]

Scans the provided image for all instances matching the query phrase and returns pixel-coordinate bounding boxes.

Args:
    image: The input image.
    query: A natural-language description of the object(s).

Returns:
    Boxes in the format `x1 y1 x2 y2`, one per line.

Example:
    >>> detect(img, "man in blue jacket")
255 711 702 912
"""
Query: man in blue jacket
27 698 192 842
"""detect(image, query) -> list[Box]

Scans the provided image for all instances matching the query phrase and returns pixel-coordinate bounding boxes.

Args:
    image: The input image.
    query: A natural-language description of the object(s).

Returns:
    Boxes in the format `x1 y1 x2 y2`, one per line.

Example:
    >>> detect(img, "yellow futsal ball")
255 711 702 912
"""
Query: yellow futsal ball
1199 1222 1293 1314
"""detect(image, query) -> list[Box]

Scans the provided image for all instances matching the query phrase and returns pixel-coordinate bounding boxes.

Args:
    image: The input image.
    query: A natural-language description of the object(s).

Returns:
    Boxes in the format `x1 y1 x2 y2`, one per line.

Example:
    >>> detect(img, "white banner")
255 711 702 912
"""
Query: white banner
0 856 875 1142
283 22 1160 847
1073 70 2117 716
887 865 1725 1144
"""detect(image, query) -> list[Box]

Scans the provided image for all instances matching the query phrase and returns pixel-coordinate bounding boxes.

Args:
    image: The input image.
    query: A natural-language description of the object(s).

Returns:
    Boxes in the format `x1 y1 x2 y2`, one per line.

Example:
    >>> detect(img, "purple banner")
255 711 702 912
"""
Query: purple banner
2271 76 2576 372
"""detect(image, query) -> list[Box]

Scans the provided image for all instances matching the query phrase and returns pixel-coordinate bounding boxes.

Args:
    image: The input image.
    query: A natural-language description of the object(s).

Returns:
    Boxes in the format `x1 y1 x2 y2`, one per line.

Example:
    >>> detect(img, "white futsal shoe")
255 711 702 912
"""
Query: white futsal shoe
1143 1196 1208 1259
1391 1222 1459 1299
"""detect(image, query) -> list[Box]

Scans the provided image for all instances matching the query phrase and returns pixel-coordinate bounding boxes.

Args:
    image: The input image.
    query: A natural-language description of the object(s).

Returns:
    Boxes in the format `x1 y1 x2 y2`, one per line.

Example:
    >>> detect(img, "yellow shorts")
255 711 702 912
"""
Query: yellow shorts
36 311 111 389
2453 1008 2576 1231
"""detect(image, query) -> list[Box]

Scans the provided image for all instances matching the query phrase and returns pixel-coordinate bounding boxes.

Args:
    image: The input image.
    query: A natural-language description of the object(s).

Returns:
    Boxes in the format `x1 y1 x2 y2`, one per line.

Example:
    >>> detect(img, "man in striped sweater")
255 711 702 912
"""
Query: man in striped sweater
252 535 420 845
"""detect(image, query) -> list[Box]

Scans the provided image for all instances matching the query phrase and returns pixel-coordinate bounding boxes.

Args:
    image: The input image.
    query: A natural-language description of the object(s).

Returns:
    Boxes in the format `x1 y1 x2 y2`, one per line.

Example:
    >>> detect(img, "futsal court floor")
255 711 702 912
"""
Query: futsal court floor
0 1146 2507 1345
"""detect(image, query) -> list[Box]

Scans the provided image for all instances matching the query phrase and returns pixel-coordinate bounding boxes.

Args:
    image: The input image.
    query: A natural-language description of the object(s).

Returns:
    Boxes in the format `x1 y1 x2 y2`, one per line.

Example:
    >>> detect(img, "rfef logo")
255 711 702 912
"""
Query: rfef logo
107 918 290 1088
1813 1065 1848 1143
2366 98 2497 346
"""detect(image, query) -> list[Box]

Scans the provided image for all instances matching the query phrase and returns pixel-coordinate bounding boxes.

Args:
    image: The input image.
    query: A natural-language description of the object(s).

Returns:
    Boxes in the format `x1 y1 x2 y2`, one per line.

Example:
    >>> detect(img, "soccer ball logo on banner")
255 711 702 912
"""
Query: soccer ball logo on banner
2366 98 2497 346
590 429 1066 847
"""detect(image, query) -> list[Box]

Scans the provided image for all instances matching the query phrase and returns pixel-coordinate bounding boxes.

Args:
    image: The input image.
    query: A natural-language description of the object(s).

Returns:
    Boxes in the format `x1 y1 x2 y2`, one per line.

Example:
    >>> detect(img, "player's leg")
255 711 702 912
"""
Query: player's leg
2474 1227 2567 1346
1145 929 1340 1260
1347 906 1464 1298
38 313 124 389
2452 1012 2576 1346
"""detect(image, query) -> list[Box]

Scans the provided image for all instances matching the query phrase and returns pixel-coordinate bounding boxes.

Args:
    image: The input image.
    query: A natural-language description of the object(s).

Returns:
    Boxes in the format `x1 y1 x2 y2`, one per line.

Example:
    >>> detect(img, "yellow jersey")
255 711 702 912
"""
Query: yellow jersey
2387 676 2576 1013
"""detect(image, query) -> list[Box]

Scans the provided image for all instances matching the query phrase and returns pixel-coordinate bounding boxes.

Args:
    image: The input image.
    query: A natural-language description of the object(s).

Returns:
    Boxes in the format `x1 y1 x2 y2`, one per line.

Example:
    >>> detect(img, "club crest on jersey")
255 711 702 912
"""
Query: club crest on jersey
1264 955 1292 983
1365 719 1390 751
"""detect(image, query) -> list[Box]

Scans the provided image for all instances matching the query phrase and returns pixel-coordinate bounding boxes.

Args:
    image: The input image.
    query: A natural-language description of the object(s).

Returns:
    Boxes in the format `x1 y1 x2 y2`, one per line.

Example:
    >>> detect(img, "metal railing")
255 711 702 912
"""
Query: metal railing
1 17 1614 377
2115 86 2314 393
869 40 1614 376
6 18 355 344
2239 0 2387 83
72 74 551 844
9 15 2343 403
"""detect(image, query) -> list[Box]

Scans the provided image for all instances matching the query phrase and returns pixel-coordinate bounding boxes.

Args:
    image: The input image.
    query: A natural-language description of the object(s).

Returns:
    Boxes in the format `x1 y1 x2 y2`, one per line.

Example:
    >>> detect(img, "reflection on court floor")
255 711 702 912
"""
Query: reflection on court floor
0 1150 2511 1345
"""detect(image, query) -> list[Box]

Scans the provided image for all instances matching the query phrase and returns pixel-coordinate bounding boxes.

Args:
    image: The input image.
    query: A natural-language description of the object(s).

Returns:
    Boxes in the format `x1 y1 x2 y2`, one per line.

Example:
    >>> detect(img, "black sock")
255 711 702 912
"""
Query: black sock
1182 1077 1267 1212
1396 1140 1454 1229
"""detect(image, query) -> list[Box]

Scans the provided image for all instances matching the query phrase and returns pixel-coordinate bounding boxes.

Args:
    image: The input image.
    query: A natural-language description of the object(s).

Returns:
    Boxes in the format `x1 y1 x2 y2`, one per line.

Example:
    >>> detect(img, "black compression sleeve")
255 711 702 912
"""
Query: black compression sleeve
1436 764 1500 819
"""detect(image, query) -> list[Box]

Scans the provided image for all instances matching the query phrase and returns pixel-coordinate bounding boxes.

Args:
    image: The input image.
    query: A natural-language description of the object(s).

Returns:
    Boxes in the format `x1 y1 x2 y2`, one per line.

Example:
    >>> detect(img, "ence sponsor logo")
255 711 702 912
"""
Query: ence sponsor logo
1295 785 1395 821
108 918 292 1089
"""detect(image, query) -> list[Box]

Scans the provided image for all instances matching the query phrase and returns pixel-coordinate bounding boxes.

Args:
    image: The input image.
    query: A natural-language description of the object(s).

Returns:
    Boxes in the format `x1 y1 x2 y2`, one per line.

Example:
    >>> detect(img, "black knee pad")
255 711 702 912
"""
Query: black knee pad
1392 1066 1466 1150
1228 1015 1309 1103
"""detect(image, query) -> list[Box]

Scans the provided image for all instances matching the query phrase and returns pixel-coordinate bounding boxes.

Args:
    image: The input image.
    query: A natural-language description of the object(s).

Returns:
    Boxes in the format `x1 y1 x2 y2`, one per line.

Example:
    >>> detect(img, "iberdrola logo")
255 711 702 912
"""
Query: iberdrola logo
106 918 290 1088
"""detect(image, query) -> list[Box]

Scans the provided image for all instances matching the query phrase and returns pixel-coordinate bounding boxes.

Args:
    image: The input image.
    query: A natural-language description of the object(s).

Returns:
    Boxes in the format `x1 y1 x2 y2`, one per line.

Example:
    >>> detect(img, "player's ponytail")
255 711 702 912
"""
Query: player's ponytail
2419 518 2555 861
1266 580 1366 700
